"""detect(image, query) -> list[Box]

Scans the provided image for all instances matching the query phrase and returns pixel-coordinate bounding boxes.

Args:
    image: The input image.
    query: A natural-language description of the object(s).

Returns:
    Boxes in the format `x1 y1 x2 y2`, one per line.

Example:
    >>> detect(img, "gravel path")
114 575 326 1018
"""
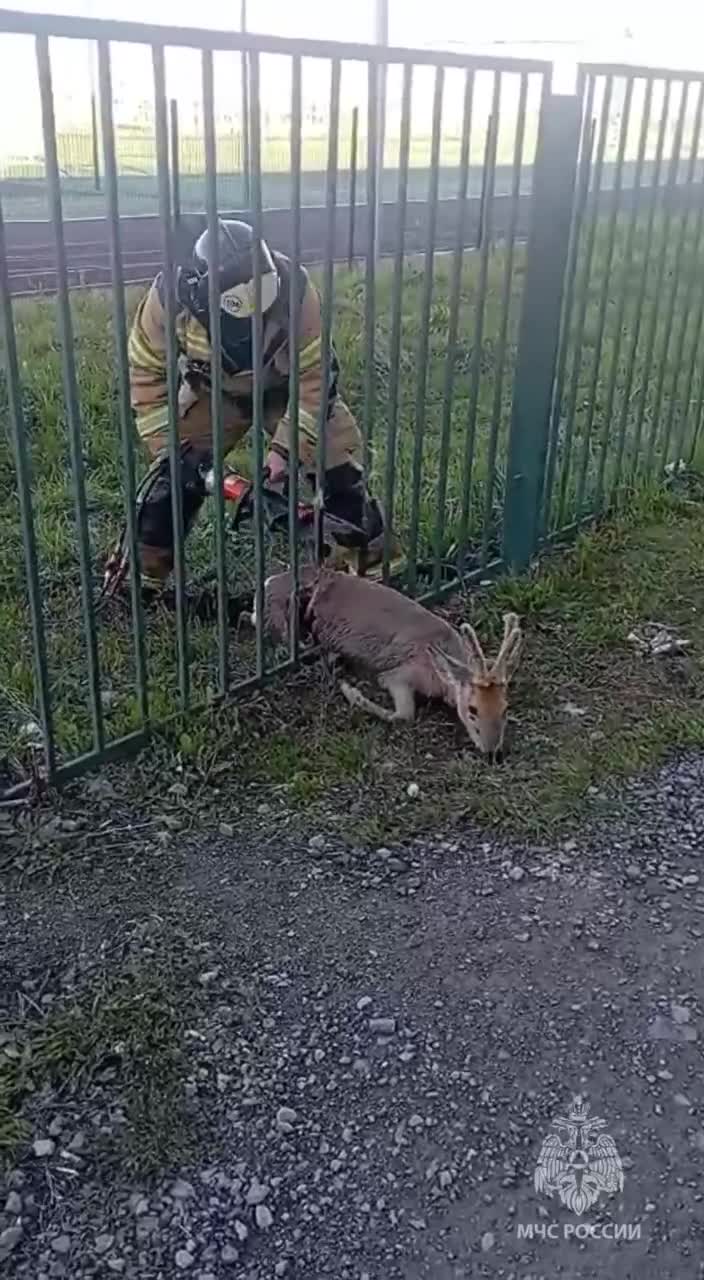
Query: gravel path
3 755 704 1279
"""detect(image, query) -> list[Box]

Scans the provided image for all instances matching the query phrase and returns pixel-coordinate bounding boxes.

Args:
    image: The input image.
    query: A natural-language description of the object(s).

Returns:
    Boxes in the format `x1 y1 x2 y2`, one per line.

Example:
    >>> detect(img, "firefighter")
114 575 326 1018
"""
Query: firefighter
127 217 396 591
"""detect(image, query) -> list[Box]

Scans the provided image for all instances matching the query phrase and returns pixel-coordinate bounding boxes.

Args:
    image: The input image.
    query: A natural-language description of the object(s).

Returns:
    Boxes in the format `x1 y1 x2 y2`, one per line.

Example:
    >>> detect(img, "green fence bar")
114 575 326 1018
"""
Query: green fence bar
90 89 101 192
649 81 704 470
36 34 104 752
457 71 501 567
406 67 447 584
619 79 672 484
637 80 688 478
555 74 612 529
503 90 582 571
98 40 149 726
406 64 445 597
481 72 527 568
381 61 412 583
347 105 359 268
432 67 474 593
248 48 266 674
203 49 229 695
240 0 250 209
574 74 629 517
153 43 190 708
363 60 378 477
315 58 341 562
170 97 181 226
287 54 302 661
673 198 704 466
665 181 704 466
597 77 653 507
688 362 704 464
0 197 56 779
541 69 592 535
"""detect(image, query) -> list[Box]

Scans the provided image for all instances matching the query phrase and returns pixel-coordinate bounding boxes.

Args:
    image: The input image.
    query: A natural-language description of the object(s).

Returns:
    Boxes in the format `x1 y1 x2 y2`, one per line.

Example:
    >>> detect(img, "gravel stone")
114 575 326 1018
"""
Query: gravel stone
369 1017 396 1035
255 1204 274 1230
50 1235 71 1255
4 1191 22 1216
171 1178 195 1200
175 1248 195 1269
245 1179 269 1206
32 1139 55 1158
0 1226 23 1260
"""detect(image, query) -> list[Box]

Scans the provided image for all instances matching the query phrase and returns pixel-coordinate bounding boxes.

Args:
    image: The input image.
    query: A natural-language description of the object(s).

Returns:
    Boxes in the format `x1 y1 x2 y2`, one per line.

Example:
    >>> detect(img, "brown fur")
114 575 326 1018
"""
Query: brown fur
260 568 522 756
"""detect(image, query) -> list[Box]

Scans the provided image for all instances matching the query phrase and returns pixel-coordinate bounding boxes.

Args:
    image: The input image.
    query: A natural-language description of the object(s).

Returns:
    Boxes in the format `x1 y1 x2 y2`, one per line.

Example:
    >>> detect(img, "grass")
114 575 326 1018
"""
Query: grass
0 927 198 1173
1 205 704 775
123 484 700 845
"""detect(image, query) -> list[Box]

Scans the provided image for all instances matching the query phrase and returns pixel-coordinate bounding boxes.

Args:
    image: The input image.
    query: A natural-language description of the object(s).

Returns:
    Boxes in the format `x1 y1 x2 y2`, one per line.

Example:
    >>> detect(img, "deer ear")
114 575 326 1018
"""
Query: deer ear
459 622 488 679
429 645 470 688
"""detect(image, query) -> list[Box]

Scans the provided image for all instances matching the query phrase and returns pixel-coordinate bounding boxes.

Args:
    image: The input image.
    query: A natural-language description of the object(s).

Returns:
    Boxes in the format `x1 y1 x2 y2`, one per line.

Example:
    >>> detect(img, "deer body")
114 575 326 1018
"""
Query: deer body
262 568 522 756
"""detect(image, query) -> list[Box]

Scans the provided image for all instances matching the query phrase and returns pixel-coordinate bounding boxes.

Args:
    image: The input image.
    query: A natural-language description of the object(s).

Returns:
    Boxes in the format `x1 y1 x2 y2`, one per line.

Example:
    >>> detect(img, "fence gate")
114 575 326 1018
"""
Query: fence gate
0 10 703 787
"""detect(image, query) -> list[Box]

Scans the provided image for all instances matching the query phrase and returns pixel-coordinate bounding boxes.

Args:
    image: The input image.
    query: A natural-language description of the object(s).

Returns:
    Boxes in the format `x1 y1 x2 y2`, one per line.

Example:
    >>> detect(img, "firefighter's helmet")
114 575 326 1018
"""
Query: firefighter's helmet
185 219 280 321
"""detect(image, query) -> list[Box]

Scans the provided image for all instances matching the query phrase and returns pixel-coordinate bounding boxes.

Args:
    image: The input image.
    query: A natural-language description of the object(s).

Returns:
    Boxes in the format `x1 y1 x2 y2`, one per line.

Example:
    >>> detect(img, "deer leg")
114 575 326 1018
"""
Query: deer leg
340 675 415 724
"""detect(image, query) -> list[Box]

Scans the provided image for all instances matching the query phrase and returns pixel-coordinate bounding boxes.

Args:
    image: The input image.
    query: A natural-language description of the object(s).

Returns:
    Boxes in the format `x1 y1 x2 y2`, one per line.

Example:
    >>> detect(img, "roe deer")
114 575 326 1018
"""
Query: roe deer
259 567 522 757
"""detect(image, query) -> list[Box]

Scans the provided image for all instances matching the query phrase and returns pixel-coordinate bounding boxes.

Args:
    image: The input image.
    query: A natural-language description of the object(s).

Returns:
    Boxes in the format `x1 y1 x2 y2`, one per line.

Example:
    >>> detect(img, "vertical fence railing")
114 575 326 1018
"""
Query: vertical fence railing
0 197 56 779
546 63 704 536
347 105 359 268
406 64 444 596
202 49 229 696
247 48 266 677
381 61 412 584
98 39 149 726
457 71 502 569
36 33 105 751
431 67 473 593
153 42 189 708
287 54 302 663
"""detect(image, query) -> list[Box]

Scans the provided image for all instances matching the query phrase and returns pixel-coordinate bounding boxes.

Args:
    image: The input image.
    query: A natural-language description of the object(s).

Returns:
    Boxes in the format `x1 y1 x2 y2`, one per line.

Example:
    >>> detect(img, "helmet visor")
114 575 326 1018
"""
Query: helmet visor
220 269 279 318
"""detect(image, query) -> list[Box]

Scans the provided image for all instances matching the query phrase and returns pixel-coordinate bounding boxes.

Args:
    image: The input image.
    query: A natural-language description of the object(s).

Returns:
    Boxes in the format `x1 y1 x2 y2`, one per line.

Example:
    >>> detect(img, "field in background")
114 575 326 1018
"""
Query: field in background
1 213 704 769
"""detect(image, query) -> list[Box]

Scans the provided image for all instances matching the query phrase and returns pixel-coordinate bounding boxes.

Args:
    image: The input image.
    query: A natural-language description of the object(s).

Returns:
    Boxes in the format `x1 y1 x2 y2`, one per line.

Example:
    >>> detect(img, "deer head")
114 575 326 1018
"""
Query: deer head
429 612 523 757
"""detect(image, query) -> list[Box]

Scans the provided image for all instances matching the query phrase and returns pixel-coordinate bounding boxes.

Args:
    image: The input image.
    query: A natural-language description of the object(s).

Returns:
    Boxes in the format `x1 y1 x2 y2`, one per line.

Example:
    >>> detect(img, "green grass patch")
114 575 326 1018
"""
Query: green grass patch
142 489 703 843
0 932 198 1174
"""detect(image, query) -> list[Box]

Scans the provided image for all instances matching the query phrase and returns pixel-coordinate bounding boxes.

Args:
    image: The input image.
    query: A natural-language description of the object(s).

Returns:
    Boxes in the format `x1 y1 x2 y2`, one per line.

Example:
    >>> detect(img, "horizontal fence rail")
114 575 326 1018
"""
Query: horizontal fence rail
1 6 703 787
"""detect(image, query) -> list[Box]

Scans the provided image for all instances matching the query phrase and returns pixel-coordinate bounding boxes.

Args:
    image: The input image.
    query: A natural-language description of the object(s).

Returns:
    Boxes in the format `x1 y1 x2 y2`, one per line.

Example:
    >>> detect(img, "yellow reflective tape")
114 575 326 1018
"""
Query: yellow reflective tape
128 328 164 374
136 405 170 437
280 406 318 442
298 336 322 373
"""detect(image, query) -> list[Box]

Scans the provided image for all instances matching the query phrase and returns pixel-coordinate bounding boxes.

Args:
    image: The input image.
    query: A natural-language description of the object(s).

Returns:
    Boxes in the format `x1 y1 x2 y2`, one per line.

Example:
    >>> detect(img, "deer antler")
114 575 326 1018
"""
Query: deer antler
459 622 489 681
489 612 522 682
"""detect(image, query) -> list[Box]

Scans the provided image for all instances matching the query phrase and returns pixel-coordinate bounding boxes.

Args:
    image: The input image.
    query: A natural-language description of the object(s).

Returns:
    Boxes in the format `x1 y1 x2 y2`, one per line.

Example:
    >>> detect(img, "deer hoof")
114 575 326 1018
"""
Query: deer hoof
340 680 363 708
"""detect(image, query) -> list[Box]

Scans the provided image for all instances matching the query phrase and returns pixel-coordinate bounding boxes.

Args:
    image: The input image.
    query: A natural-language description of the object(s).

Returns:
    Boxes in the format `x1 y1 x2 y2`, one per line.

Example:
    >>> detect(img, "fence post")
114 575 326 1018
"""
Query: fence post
502 90 582 572
170 97 180 226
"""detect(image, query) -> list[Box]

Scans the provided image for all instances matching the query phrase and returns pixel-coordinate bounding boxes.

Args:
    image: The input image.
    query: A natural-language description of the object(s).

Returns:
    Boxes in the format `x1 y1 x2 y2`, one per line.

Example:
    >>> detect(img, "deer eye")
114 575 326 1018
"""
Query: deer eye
468 704 478 717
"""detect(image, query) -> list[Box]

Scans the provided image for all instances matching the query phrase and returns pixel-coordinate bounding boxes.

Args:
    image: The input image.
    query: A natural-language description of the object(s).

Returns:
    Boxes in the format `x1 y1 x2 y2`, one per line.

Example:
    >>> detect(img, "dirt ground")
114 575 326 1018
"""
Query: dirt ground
2 750 704 1279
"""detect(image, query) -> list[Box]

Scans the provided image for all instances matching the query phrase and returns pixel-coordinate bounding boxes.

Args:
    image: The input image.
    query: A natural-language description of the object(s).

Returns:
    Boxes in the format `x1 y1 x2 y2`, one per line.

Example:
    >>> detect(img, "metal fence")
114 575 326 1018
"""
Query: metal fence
543 64 704 537
0 9 703 786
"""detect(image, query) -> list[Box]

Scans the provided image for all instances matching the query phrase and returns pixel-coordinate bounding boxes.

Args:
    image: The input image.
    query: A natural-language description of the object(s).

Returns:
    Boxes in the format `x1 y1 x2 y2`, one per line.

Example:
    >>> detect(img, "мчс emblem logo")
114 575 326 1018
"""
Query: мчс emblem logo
534 1095 624 1216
